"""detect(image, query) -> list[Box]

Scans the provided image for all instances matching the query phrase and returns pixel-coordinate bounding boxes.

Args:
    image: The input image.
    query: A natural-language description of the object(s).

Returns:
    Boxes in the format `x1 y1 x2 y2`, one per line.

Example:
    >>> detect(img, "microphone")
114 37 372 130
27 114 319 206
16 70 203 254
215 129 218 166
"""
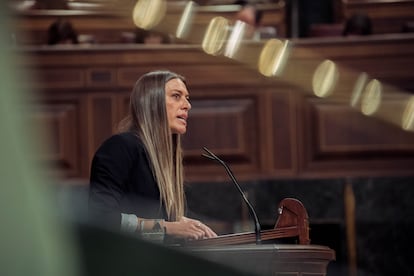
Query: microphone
202 147 262 245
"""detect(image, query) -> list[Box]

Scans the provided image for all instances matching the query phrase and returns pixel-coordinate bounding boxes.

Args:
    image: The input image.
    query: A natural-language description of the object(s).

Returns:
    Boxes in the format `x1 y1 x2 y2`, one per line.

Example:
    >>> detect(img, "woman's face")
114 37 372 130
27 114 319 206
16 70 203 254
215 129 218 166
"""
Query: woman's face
165 78 191 134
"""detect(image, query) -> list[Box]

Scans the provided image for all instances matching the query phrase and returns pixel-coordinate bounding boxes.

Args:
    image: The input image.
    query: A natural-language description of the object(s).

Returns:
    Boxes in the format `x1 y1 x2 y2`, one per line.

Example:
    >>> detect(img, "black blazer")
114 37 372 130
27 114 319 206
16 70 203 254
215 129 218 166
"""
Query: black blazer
89 132 167 230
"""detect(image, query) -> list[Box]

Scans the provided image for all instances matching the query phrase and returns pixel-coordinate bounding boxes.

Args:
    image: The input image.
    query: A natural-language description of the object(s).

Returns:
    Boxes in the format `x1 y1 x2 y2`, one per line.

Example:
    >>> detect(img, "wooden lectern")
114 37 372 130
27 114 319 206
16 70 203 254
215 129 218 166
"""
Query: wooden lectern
185 198 336 276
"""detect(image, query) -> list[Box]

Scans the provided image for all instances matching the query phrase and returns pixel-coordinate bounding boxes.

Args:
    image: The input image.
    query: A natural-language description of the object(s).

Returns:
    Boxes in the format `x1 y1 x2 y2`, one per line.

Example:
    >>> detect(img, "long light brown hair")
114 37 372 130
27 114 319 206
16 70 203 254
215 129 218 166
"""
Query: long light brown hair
118 70 186 221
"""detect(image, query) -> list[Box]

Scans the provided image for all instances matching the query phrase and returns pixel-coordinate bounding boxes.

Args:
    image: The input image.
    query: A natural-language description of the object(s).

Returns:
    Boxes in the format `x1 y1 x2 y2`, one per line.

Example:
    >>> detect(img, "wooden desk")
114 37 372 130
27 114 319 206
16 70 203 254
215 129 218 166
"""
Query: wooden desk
12 3 286 45
341 0 414 34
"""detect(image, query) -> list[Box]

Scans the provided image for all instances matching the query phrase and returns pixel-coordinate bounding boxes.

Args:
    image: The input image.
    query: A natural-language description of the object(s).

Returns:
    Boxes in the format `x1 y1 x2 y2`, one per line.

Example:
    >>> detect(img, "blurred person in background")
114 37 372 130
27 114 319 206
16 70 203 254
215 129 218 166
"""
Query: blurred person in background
135 28 171 44
342 13 372 36
47 19 79 45
233 0 276 40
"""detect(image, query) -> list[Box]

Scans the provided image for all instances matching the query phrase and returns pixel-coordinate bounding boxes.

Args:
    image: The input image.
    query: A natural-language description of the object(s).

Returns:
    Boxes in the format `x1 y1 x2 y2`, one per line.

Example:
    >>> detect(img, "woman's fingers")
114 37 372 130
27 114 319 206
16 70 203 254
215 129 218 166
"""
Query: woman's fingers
174 217 218 240
194 221 217 239
204 226 218 238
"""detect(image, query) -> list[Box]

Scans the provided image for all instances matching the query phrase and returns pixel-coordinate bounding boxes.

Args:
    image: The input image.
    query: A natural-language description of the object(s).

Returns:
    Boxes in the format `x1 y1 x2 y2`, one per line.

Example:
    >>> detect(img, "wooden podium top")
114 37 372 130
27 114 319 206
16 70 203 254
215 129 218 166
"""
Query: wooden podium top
186 244 335 276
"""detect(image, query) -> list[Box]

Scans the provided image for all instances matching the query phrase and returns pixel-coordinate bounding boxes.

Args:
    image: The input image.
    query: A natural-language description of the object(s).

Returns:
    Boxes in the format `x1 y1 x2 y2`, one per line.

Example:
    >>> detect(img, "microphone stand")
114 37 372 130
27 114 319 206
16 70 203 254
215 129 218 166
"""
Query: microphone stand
202 147 262 245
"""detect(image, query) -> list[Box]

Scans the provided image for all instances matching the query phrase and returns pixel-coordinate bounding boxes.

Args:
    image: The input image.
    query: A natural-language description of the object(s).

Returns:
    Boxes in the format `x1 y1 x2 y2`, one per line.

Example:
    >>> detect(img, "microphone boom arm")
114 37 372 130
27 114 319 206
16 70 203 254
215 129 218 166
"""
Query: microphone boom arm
202 147 262 244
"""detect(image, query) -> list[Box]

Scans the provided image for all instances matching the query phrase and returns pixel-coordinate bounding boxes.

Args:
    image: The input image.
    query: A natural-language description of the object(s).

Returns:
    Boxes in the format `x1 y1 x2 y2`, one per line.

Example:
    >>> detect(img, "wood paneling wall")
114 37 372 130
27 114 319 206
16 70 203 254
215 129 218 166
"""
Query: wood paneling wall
17 34 414 182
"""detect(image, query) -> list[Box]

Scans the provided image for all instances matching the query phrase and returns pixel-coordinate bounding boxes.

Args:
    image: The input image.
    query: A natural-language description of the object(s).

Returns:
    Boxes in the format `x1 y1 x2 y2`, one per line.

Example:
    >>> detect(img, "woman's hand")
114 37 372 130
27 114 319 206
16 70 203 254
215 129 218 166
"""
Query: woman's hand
164 216 217 240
